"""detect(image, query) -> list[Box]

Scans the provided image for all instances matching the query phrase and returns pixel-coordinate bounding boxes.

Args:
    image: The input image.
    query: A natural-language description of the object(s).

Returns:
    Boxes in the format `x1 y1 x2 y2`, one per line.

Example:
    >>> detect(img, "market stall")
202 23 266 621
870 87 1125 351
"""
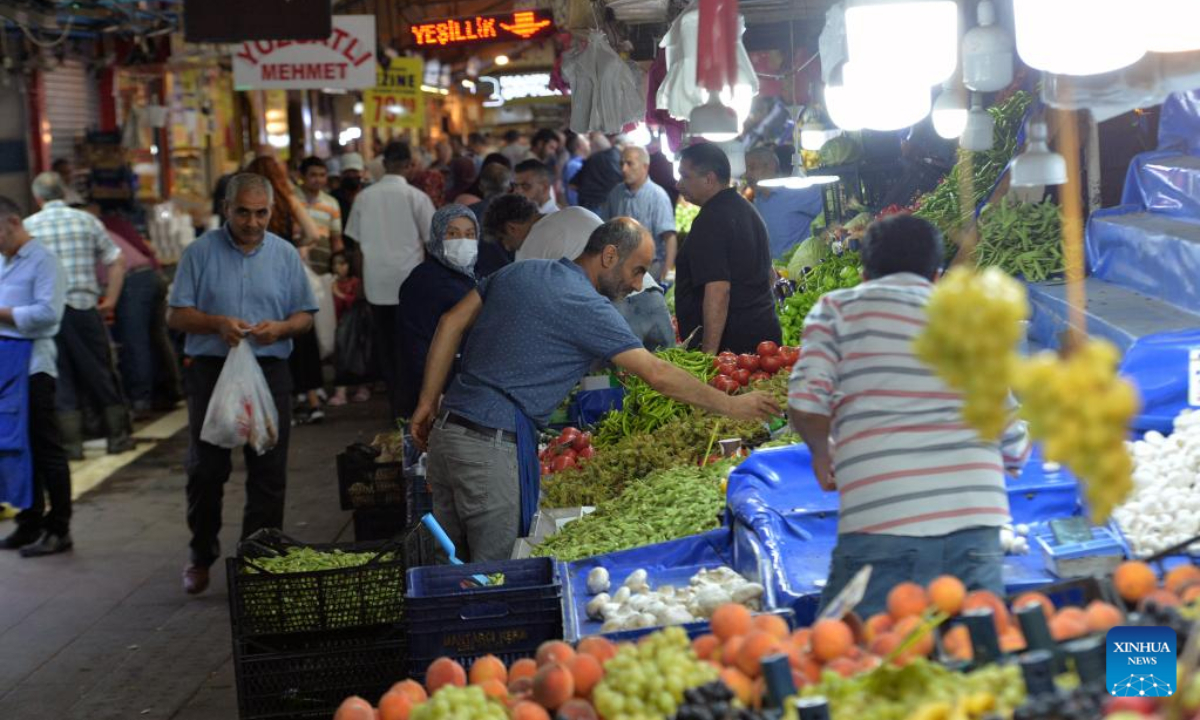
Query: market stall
208 1 1200 718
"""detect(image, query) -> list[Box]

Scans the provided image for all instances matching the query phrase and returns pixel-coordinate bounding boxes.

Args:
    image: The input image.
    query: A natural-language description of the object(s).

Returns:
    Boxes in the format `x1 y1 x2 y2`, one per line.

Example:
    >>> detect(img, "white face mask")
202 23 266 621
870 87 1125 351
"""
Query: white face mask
443 238 478 269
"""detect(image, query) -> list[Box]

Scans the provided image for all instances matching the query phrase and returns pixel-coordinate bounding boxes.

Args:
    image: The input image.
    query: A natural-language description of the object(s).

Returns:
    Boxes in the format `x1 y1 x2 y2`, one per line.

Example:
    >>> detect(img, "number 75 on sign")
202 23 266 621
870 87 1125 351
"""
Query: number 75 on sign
364 90 423 129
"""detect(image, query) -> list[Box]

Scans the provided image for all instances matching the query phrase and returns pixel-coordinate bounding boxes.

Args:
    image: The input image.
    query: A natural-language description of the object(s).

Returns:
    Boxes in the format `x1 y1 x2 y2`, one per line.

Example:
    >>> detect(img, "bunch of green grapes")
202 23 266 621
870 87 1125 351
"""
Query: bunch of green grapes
592 626 718 720
1013 340 1139 523
913 267 1029 440
795 659 1024 720
410 685 507 720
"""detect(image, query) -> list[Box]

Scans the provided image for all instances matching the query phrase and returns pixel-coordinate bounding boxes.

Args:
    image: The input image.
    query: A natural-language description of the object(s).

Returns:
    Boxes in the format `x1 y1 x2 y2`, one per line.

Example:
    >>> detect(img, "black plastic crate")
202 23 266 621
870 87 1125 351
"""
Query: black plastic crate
404 523 437 569
228 531 406 638
405 558 562 678
353 507 407 542
337 444 405 510
234 633 406 720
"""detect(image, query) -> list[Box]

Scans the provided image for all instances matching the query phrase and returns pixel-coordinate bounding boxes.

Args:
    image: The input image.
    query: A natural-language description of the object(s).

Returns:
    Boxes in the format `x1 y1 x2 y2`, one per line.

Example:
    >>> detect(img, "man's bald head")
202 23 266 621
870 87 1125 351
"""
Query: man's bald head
581 217 655 301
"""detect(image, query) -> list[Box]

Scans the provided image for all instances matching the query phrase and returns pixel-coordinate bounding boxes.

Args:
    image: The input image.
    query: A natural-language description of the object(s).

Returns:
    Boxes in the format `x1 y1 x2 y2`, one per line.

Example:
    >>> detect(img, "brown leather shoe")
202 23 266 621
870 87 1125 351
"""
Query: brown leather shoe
183 564 210 595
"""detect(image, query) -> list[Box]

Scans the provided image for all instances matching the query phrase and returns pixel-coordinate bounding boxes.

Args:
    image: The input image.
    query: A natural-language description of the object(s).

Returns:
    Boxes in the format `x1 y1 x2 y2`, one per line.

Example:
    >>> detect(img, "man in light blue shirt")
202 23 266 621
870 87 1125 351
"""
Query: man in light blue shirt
744 146 825 260
167 173 317 595
0 195 73 557
602 146 676 281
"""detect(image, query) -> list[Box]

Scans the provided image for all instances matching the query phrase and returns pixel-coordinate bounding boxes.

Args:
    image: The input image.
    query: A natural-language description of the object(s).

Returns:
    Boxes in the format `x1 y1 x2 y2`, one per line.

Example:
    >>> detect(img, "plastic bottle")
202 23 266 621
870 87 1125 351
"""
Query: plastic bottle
793 696 831 720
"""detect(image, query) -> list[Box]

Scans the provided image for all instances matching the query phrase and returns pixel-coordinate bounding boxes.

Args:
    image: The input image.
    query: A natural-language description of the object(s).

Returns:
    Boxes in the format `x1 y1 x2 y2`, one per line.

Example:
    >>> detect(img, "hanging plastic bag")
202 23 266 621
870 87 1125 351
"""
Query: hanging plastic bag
308 266 336 360
335 300 377 385
200 342 279 455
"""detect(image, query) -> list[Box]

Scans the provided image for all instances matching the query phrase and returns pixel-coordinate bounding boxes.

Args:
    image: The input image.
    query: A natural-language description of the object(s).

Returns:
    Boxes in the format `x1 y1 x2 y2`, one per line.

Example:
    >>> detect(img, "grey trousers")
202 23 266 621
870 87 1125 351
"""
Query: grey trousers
426 418 519 563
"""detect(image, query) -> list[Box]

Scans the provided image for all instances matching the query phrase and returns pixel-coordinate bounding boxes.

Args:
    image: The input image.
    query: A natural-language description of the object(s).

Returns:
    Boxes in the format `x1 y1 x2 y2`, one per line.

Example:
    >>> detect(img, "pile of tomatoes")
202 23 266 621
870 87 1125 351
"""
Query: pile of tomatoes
539 426 595 476
708 341 800 394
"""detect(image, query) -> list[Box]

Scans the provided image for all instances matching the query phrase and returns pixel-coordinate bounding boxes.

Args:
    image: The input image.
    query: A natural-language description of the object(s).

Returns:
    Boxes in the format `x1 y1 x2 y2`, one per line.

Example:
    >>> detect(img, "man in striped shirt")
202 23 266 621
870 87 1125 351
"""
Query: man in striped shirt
298 156 343 275
788 214 1030 617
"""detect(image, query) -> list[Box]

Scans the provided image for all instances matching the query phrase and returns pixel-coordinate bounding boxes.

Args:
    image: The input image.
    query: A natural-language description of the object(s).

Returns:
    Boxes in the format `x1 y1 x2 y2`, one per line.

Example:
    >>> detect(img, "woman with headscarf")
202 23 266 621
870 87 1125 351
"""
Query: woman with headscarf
396 204 480 416
245 156 328 423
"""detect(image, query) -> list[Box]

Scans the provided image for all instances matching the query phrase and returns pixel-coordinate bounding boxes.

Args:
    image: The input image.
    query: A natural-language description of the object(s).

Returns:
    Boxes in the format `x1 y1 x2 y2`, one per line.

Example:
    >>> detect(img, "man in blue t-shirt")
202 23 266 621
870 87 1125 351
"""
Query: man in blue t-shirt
411 218 780 562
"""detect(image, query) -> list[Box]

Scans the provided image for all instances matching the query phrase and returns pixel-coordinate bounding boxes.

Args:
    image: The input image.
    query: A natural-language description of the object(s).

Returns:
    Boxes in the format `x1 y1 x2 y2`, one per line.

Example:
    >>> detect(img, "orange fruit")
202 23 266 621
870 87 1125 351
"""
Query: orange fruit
576 636 617 664
565 653 604 698
1084 601 1123 634
887 582 930 621
425 657 466 694
735 631 782 678
719 667 755 705
1114 561 1158 603
943 625 973 661
389 680 427 705
928 576 967 615
509 658 539 683
469 654 508 686
1166 565 1200 595
863 613 894 643
378 691 413 720
692 634 720 661
536 641 576 667
811 619 854 663
752 613 791 640
532 663 574 711
711 603 754 642
892 616 934 659
478 679 508 702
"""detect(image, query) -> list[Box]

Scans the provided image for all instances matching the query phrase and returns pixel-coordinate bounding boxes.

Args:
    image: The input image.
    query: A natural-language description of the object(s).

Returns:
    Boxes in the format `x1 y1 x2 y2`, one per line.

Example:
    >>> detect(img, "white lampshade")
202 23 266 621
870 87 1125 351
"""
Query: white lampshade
1011 121 1067 187
962 0 1014 92
843 62 932 132
689 95 740 142
931 81 968 139
1143 0 1200 53
845 0 958 86
960 94 994 151
824 82 864 132
1013 0 1146 76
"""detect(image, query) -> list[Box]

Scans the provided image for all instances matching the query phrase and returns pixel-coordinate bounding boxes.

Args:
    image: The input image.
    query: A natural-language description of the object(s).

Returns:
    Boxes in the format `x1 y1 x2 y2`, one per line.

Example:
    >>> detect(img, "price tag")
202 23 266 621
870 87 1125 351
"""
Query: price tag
1050 516 1093 546
819 565 872 621
1190 349 1200 406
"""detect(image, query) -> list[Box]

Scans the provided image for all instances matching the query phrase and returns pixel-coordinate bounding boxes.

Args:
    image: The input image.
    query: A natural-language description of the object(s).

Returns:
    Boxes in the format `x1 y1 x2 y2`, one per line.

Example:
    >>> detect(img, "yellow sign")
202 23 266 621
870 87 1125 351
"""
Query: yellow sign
363 59 424 130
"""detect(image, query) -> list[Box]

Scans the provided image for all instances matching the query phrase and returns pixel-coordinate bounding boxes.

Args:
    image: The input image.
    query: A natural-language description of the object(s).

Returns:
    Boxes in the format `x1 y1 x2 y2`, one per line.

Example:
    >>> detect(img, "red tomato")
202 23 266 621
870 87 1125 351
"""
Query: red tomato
732 368 751 387
749 371 771 383
718 361 738 377
737 354 760 372
718 351 737 364
712 357 723 369
780 346 800 364
558 448 578 463
550 455 577 473
578 445 596 460
760 355 784 375
571 432 592 452
558 427 581 446
757 341 780 357
541 463 552 476
713 376 739 394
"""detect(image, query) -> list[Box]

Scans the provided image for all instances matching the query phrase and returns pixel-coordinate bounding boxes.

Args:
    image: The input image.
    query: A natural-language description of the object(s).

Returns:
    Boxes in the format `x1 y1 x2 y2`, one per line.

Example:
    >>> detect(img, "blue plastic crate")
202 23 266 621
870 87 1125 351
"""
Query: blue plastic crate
405 558 563 676
405 473 432 528
1032 520 1130 579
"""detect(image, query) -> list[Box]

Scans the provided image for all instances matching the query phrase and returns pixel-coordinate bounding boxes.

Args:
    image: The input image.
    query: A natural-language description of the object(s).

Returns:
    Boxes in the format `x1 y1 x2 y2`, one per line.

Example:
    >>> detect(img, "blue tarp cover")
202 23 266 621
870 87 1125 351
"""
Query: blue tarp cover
1086 207 1200 314
1120 328 1200 433
1158 90 1200 155
1121 152 1200 219
724 443 1084 623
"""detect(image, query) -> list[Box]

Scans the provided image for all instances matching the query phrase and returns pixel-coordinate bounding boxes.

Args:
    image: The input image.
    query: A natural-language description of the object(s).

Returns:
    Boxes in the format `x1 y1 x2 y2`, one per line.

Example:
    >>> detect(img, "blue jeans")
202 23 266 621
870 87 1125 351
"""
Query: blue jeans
113 269 159 407
817 526 1005 618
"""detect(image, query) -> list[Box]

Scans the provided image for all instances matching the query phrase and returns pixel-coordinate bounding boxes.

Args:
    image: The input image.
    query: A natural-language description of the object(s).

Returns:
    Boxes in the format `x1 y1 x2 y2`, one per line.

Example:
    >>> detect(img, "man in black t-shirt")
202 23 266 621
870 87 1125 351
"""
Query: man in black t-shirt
674 143 781 355
572 135 624 214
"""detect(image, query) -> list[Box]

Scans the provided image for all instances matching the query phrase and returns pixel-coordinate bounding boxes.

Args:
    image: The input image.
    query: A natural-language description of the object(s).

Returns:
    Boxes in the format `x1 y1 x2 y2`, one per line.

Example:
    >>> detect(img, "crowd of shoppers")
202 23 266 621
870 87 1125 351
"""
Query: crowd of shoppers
0 124 804 586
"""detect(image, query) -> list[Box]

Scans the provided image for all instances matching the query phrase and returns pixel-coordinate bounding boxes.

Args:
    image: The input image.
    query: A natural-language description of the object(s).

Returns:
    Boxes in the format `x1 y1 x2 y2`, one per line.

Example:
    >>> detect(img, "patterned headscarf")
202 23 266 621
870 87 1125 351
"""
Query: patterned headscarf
427 203 480 278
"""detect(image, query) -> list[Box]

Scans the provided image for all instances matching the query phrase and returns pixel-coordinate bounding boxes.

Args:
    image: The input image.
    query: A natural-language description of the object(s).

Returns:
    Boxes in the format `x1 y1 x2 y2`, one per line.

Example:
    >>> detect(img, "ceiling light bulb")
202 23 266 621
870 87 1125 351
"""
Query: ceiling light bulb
931 81 968 139
688 95 740 142
962 0 1014 92
824 81 864 132
1011 120 1068 187
1013 0 1146 76
495 55 510 66
960 94 995 151
845 0 958 86
843 62 932 132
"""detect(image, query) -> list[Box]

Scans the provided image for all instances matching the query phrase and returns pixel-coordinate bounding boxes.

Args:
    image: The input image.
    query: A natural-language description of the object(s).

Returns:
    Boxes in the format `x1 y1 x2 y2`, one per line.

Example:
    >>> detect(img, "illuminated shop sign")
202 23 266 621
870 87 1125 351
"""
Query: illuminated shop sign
479 73 565 107
410 10 555 47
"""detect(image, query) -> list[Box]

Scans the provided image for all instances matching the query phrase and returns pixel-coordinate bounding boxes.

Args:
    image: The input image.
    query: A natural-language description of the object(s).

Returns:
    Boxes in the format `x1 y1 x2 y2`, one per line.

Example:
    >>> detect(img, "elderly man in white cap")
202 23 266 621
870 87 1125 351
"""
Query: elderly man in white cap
333 152 366 221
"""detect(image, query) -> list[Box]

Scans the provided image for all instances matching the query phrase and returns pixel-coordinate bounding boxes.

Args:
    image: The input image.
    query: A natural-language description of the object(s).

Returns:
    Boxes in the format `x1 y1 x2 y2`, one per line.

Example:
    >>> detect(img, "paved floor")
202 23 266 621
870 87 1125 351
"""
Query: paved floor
0 398 392 720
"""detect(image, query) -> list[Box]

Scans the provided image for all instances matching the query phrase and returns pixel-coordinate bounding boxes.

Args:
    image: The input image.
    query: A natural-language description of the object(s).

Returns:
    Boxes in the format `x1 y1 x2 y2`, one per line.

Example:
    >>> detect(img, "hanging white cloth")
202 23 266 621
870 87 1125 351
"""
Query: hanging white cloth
562 30 644 133
655 2 759 121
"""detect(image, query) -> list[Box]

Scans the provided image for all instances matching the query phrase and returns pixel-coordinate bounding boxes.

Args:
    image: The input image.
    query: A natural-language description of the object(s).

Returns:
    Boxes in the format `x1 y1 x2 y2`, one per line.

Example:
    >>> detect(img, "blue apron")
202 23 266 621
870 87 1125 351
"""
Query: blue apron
0 338 33 509
513 407 540 538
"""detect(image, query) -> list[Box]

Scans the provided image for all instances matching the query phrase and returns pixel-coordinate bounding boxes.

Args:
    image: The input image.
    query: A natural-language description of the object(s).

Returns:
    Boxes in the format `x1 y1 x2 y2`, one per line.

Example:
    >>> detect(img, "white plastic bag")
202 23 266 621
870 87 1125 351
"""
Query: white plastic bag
308 267 336 360
200 342 279 455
